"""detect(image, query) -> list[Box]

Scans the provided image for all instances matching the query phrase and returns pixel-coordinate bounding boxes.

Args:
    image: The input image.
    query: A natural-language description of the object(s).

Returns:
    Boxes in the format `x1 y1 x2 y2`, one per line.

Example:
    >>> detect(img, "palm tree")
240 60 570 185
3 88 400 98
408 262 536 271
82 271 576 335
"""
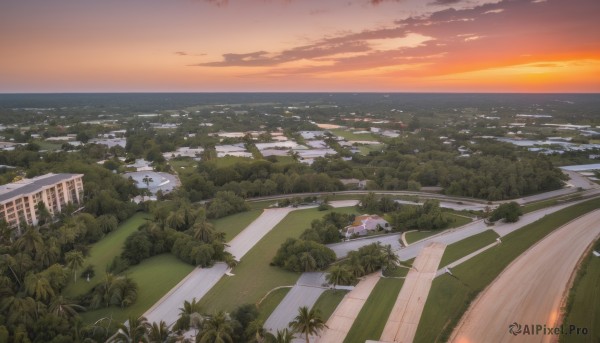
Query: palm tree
266 328 294 343
110 316 150 343
245 319 267 343
224 254 238 269
381 244 399 272
175 298 203 331
49 295 85 319
198 311 234 343
142 175 154 187
65 250 85 283
193 219 215 243
326 265 353 289
35 238 61 268
14 227 43 256
298 252 316 272
166 210 185 231
148 321 173 343
24 272 55 302
288 306 327 343
1 294 38 328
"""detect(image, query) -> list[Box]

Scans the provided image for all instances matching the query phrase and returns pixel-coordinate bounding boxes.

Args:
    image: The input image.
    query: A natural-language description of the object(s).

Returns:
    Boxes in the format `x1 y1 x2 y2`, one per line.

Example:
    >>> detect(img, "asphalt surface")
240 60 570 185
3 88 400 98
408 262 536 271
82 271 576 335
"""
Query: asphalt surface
451 210 600 343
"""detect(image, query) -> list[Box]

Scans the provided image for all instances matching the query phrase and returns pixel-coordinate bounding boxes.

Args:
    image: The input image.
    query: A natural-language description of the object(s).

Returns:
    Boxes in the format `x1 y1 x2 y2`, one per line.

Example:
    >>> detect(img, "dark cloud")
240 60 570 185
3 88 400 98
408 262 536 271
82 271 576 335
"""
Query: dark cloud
429 0 463 6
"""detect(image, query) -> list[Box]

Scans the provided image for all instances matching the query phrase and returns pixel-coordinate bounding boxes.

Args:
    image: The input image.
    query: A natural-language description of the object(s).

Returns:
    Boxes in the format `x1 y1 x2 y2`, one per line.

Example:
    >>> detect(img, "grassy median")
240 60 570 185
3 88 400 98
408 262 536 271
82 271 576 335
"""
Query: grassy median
199 207 358 313
313 289 349 322
344 278 404 343
415 198 600 343
438 230 499 268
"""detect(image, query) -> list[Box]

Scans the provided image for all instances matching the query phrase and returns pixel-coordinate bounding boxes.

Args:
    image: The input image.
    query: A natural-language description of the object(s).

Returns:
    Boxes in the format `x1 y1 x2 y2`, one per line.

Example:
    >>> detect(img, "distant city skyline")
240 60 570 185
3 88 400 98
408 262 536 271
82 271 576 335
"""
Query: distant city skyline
1 0 599 93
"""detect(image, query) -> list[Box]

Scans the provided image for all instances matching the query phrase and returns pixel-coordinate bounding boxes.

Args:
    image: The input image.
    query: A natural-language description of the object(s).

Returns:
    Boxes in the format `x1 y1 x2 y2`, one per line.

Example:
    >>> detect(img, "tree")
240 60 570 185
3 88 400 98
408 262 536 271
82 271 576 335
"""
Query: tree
380 244 399 272
110 316 150 343
14 227 44 256
48 296 85 319
267 329 294 343
175 298 203 331
245 319 268 343
65 250 84 283
198 311 234 343
193 220 215 244
288 306 327 343
148 321 174 343
490 202 522 223
325 265 353 288
24 273 55 302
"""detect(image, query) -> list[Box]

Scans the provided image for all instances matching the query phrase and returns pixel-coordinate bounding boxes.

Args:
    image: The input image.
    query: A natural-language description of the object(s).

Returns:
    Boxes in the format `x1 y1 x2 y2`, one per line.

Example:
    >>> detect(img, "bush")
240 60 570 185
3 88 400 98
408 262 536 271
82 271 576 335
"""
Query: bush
108 256 130 274
490 201 522 223
272 238 336 272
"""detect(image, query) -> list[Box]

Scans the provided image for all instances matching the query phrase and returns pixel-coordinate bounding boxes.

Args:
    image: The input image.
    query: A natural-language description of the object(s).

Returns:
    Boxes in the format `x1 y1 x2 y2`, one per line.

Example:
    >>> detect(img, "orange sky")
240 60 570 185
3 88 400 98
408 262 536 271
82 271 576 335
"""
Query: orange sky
0 0 599 92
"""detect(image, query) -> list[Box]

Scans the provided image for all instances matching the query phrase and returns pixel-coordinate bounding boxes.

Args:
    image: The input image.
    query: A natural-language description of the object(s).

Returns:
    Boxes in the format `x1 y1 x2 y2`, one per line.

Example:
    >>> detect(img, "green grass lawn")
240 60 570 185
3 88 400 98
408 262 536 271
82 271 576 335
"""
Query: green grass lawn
344 278 404 343
561 242 600 343
211 208 264 241
522 198 559 213
64 212 150 297
382 266 409 278
81 254 194 325
414 198 600 343
313 289 349 322
330 129 379 141
273 155 296 165
257 287 292 322
405 231 437 244
445 212 473 227
358 144 385 155
438 230 500 268
169 158 197 174
199 207 359 313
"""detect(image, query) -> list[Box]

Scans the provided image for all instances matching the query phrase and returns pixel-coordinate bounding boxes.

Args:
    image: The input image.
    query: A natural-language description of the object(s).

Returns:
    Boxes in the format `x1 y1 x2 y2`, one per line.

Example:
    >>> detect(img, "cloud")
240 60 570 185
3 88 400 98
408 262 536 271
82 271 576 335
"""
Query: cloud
175 51 188 56
192 0 600 80
429 0 463 5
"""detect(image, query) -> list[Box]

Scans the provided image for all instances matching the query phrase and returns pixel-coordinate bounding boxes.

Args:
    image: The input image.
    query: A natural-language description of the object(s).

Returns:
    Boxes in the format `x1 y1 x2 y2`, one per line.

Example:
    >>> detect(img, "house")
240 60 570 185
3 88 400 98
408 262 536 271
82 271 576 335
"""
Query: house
342 214 391 238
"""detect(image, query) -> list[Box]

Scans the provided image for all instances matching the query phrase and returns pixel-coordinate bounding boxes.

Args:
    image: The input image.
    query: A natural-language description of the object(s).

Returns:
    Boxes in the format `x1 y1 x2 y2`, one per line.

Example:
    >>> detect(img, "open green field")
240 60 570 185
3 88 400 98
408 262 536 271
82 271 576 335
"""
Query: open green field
330 129 379 141
561 241 600 343
403 213 472 245
414 198 600 343
213 156 254 168
168 158 197 174
64 212 150 297
33 139 63 151
81 254 194 325
344 278 404 343
358 144 385 155
313 289 349 322
257 287 292 322
273 155 296 165
382 266 409 278
438 230 499 267
199 206 359 313
522 198 559 213
211 208 264 241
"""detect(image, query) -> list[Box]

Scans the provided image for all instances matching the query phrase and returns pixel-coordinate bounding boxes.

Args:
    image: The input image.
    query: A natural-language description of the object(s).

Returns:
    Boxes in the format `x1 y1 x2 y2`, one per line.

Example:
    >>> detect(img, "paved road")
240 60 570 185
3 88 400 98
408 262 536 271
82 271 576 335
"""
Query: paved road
143 200 358 325
380 242 446 343
395 199 489 211
330 198 595 261
450 210 600 343
317 273 381 343
516 170 598 204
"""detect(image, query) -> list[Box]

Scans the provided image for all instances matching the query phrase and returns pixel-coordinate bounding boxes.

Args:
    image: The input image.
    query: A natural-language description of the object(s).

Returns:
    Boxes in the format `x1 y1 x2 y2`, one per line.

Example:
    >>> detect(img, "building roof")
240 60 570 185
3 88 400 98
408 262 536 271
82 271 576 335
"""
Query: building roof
0 173 83 203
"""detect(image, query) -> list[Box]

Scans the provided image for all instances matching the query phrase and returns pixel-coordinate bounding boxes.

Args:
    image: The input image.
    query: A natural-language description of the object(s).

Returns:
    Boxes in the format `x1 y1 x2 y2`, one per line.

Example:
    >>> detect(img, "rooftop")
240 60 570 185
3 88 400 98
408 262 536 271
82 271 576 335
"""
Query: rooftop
0 173 83 203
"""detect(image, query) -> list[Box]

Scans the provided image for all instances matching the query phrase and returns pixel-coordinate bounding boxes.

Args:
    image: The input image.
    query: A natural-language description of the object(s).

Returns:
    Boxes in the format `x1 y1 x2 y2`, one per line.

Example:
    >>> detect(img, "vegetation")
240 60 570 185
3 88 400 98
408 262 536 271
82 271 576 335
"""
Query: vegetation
415 197 600 343
438 230 500 267
272 239 336 272
489 201 522 222
388 199 453 231
312 290 349 322
327 243 399 285
344 278 404 343
289 306 328 343
560 239 600 343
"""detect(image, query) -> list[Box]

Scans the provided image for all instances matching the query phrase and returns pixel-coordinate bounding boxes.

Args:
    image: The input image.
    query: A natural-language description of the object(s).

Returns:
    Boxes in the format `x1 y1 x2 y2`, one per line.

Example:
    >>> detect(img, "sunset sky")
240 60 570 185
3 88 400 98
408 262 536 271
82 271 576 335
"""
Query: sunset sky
1 0 599 92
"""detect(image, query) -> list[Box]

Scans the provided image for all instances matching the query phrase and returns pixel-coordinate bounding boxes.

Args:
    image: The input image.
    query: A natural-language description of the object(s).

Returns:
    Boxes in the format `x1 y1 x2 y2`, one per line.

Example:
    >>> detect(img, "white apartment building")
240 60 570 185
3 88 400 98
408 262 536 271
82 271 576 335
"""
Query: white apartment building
0 173 84 227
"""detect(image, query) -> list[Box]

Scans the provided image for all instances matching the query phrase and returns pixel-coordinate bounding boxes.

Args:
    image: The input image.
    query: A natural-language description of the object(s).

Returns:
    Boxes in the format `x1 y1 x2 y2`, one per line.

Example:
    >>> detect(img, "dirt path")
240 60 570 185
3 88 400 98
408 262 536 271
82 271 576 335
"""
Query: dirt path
379 242 446 343
451 210 600 343
316 273 381 343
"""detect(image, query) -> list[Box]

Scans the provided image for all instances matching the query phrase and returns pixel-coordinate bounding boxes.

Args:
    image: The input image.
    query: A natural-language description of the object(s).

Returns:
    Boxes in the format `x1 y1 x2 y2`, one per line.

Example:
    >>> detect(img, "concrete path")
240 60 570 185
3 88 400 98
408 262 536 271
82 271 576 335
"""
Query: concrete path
143 200 358 325
380 242 446 343
451 210 600 343
317 273 381 343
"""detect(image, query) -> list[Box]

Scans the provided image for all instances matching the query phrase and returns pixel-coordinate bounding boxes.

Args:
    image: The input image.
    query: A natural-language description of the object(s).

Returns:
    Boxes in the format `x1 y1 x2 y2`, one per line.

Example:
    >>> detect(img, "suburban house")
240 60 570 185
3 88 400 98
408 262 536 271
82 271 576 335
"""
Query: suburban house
342 214 391 238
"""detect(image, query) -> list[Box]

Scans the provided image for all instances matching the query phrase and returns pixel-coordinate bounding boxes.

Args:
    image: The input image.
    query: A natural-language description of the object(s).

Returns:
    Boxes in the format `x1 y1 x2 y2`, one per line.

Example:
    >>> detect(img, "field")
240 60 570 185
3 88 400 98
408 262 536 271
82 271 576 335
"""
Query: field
313 289 349 322
211 208 264 241
414 197 600 343
198 207 359 313
81 254 194 325
561 241 600 343
438 230 499 267
404 212 472 245
343 278 404 343
330 129 379 141
405 231 437 244
64 212 150 297
213 156 254 167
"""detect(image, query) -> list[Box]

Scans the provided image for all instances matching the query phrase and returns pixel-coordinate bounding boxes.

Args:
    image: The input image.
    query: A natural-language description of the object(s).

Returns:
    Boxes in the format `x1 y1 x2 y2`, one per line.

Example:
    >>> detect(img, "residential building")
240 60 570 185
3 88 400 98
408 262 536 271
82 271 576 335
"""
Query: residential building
0 173 84 227
342 214 391 238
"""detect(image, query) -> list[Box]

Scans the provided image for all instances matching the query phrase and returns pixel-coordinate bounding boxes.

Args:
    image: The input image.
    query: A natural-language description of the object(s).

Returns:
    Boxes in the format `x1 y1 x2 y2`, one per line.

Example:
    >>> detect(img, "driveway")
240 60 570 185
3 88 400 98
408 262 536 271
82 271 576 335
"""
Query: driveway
451 210 600 343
